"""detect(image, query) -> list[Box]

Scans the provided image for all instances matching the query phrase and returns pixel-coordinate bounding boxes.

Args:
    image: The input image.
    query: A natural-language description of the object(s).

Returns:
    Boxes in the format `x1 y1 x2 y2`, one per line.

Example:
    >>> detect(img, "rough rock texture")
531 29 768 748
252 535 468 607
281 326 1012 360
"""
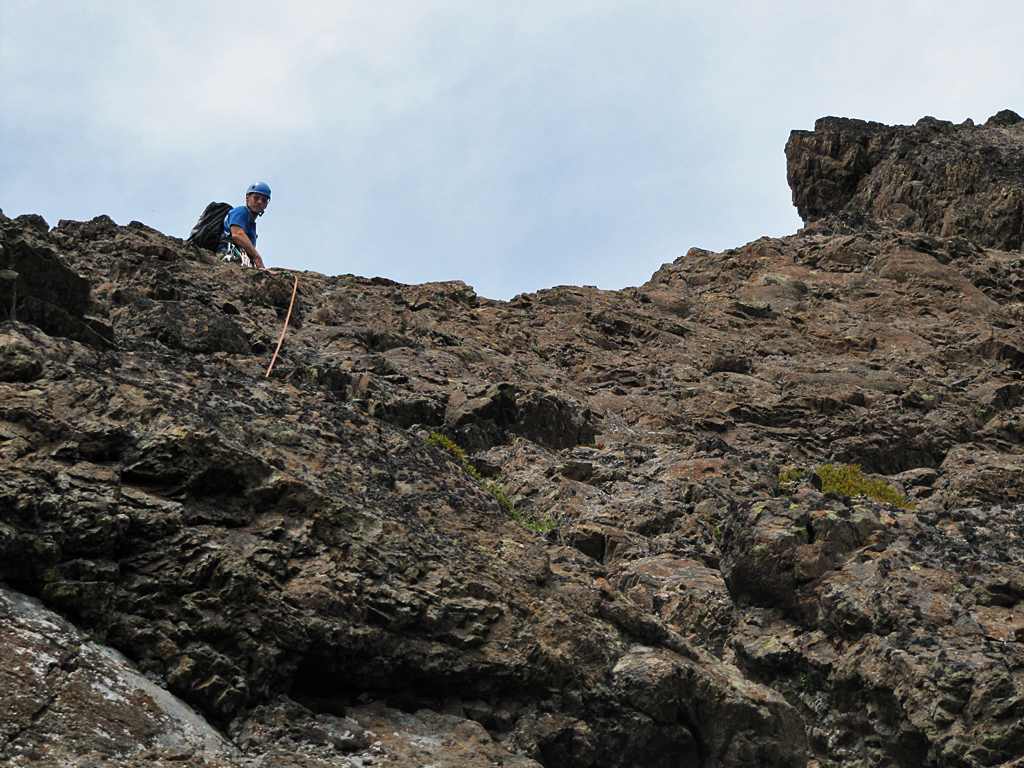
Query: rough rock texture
787 109 1024 250
5 110 1024 767
0 583 235 766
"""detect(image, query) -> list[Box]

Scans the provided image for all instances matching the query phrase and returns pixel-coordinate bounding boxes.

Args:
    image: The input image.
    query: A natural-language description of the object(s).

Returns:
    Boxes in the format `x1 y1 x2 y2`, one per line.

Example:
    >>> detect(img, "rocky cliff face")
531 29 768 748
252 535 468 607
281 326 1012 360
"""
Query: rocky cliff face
4 111 1024 768
786 109 1024 251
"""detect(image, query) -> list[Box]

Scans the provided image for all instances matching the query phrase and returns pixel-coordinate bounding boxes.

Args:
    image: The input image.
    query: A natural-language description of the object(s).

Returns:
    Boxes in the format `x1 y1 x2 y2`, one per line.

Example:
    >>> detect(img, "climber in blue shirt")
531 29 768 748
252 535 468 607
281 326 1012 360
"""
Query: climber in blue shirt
221 182 270 270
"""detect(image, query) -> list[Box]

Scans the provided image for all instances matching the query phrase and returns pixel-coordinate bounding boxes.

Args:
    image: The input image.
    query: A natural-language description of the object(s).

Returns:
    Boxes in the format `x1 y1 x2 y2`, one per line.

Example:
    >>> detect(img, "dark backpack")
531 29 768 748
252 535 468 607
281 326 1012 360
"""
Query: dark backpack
187 202 232 251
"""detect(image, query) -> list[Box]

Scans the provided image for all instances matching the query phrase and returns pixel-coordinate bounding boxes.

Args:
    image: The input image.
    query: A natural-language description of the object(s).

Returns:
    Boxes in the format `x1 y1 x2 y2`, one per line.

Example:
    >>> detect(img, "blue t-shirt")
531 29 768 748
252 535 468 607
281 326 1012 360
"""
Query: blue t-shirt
220 205 257 250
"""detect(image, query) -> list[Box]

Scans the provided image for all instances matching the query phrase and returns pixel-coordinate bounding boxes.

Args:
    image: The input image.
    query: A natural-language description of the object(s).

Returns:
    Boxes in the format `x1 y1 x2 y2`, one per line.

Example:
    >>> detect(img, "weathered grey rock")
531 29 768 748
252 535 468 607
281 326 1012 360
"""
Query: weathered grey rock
0 582 235 766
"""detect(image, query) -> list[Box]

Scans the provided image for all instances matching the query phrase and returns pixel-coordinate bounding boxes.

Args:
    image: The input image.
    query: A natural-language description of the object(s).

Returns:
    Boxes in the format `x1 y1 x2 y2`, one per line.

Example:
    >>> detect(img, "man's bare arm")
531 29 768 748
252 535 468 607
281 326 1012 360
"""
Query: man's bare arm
230 225 267 270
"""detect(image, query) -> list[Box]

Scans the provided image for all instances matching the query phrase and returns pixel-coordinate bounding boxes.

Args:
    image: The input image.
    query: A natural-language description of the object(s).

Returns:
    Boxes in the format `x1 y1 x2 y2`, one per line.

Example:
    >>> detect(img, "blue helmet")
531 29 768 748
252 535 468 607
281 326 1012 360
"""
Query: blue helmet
247 182 271 199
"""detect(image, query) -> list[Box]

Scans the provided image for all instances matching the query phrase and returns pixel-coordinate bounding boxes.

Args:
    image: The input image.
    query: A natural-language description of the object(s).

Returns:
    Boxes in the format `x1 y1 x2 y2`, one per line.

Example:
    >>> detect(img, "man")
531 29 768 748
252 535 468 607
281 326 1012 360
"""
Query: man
220 182 271 270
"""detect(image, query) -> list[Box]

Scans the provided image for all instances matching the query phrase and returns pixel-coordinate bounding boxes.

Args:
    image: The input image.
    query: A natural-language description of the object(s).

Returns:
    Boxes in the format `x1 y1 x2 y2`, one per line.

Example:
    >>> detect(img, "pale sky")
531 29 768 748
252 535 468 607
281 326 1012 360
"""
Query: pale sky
2 1 1021 299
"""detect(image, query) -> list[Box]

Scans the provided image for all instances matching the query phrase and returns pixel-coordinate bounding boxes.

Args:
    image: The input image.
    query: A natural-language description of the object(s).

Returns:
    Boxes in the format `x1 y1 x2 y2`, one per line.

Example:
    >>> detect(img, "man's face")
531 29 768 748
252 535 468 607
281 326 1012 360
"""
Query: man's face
246 193 269 214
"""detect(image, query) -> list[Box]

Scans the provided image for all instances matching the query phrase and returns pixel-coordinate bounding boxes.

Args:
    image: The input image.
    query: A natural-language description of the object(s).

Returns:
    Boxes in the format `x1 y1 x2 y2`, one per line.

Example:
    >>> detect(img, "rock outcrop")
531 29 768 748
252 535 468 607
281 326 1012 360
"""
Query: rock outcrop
786 109 1024 250
5 110 1024 768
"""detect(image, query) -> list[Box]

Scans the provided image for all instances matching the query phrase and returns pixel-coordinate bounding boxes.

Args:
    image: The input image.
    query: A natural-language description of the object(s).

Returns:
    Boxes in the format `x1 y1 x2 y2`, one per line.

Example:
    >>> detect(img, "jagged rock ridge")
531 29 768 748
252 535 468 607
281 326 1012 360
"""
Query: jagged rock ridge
3 110 1024 768
787 109 1024 250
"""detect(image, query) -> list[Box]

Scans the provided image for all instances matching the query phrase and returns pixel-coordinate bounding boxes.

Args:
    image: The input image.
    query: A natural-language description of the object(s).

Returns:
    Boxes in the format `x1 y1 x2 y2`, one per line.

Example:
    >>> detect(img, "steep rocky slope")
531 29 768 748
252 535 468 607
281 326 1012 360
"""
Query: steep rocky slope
4 110 1024 768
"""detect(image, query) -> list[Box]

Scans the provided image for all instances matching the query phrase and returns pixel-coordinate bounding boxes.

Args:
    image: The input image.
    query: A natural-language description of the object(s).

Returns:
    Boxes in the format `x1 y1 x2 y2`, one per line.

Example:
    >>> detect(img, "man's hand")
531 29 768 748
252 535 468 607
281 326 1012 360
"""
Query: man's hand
229 226 268 270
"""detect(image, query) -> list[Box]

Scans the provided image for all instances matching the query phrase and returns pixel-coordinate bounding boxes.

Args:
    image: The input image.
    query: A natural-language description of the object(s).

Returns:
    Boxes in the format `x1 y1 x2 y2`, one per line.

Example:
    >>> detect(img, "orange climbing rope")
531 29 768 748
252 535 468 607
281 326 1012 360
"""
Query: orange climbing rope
266 274 299 378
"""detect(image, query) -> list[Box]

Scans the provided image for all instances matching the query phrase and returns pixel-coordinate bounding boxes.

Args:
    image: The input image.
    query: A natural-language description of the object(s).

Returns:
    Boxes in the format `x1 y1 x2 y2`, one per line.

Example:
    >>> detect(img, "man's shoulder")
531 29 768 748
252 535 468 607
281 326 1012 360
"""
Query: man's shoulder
226 205 253 225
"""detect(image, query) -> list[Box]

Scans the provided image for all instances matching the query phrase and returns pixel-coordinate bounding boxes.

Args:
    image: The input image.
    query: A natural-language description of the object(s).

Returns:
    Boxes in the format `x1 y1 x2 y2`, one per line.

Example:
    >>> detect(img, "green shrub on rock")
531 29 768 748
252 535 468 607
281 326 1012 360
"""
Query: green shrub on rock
777 463 914 509
425 431 481 479
815 463 914 509
426 432 557 532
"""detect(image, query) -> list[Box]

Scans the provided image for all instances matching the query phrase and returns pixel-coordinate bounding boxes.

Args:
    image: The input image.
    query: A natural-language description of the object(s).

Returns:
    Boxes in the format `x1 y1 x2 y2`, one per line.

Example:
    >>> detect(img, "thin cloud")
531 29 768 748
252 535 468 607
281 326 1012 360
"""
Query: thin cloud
2 1 1021 299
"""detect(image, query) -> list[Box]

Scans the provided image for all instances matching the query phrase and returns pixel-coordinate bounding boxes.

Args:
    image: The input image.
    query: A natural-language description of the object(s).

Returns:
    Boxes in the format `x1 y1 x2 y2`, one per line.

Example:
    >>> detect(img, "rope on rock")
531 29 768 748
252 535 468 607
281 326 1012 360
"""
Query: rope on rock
266 274 299 378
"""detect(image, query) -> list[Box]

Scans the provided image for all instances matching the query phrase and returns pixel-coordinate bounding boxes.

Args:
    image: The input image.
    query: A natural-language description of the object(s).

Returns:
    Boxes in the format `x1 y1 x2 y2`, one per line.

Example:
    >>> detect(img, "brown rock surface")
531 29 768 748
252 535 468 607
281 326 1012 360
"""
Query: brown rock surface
5 110 1024 767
